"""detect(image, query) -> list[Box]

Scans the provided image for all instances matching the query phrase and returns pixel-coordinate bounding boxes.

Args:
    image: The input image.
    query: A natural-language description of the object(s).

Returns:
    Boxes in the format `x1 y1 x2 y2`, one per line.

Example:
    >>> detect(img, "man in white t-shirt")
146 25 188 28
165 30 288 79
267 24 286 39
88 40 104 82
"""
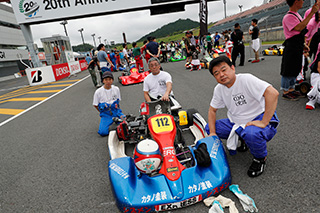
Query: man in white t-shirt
143 57 173 102
93 71 125 136
206 56 279 177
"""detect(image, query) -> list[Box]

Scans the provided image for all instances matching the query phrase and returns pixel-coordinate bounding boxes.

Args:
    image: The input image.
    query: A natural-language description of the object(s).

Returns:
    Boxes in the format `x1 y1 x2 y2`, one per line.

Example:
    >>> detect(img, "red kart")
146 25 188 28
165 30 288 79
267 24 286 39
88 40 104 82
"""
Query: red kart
118 67 150 86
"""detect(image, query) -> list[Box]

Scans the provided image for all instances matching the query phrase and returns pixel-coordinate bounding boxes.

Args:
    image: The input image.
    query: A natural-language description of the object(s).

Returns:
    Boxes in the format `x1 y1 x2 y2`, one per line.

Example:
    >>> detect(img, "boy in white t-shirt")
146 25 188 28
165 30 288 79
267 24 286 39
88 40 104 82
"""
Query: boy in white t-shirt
206 56 279 177
93 72 125 136
143 57 173 102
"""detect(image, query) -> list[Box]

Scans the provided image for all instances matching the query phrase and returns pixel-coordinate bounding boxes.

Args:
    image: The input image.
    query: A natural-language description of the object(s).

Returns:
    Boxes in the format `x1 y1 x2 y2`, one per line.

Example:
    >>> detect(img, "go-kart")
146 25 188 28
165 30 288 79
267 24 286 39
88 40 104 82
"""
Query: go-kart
169 51 186 62
262 45 284 56
107 99 231 213
118 66 150 86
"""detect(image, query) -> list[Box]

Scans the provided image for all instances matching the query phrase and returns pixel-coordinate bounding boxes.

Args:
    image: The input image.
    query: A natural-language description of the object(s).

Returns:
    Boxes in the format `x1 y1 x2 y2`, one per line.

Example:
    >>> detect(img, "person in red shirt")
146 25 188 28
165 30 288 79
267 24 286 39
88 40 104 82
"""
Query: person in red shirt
141 39 151 63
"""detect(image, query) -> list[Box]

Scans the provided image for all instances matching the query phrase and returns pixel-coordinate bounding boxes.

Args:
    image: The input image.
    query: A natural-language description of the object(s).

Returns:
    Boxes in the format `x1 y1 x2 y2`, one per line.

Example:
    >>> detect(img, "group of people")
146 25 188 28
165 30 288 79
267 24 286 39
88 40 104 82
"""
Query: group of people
281 0 320 110
90 0 320 180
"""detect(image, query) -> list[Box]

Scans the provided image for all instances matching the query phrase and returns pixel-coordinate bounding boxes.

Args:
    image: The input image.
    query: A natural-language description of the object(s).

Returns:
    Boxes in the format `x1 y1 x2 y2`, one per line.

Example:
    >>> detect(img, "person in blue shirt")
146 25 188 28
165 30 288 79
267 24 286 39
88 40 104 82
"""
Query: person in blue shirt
85 53 92 65
214 32 221 48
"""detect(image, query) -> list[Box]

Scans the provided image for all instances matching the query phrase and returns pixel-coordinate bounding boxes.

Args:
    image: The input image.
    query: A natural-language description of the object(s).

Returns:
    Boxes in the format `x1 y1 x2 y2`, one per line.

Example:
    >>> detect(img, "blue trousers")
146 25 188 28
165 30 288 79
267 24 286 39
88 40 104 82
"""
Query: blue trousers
205 113 279 159
98 100 124 136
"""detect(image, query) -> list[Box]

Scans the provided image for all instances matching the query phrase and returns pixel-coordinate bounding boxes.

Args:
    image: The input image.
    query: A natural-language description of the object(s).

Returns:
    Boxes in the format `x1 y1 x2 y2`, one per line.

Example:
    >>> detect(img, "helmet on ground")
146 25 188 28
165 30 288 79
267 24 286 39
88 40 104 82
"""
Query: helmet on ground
134 139 162 174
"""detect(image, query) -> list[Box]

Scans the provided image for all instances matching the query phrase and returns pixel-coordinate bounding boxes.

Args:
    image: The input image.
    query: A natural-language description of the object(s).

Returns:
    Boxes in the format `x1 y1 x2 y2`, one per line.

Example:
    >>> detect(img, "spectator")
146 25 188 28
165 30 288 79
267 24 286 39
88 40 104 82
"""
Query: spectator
185 31 193 65
206 32 213 54
87 52 99 87
281 0 320 100
181 37 187 57
213 32 221 48
160 41 168 63
224 35 233 60
190 45 201 71
306 43 320 110
122 44 130 67
97 43 114 73
249 19 260 63
231 23 245 66
141 40 150 64
85 53 92 65
109 50 117 72
132 42 144 71
146 37 160 59
206 56 279 177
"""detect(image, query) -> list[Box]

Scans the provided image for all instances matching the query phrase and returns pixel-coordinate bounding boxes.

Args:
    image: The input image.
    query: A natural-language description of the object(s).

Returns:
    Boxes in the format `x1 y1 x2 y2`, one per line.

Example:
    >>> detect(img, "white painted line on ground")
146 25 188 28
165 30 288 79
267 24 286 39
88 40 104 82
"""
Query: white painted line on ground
0 75 90 127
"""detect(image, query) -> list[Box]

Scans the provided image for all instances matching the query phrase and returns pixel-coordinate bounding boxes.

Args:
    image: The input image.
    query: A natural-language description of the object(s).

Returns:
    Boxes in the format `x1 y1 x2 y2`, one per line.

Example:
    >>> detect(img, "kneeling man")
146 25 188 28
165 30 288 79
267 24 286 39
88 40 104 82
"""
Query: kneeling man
206 56 279 177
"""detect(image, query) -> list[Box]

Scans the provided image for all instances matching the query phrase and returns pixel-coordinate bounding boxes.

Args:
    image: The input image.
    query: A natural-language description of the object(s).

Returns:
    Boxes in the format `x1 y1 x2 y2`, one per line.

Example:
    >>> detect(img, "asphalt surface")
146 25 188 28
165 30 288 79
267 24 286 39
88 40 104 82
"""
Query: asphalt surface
0 48 319 213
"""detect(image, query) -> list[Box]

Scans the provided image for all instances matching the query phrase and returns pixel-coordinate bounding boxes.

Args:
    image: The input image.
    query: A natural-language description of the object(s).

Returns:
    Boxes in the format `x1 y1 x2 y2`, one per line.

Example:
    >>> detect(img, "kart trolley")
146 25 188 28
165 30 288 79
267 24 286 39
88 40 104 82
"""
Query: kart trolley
40 34 74 65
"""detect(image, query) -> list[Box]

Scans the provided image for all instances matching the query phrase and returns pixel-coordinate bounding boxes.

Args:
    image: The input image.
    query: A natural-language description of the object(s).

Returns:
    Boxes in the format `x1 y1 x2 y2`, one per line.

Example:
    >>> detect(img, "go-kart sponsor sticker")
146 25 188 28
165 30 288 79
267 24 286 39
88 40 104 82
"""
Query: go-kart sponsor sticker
188 180 213 193
167 167 178 173
155 195 202 211
109 163 129 179
210 138 221 159
150 115 173 133
141 191 168 203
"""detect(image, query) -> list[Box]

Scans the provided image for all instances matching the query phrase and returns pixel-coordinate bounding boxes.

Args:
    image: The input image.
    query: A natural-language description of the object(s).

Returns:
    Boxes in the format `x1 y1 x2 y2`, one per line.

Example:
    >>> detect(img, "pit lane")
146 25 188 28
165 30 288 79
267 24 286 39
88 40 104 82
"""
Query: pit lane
0 48 319 212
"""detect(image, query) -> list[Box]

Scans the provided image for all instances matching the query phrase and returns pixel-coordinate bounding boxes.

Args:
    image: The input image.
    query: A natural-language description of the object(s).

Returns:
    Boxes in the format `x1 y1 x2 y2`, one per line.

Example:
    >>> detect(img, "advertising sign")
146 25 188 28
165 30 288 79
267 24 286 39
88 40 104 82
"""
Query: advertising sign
68 61 81 75
52 63 70 81
25 66 55 86
65 51 75 63
79 59 88 71
11 0 203 24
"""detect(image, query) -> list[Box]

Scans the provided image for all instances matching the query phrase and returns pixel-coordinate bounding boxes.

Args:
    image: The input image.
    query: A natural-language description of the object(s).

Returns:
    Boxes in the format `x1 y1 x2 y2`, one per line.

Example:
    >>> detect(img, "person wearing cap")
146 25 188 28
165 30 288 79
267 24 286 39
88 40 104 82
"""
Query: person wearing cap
93 71 125 136
184 31 193 65
143 57 173 102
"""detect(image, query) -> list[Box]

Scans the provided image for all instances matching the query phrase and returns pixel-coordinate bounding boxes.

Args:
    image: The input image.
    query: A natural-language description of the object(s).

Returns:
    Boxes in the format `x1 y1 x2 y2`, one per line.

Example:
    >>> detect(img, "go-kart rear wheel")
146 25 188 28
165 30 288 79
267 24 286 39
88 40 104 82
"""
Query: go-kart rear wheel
118 76 122 84
262 50 267 56
187 108 198 127
299 81 311 96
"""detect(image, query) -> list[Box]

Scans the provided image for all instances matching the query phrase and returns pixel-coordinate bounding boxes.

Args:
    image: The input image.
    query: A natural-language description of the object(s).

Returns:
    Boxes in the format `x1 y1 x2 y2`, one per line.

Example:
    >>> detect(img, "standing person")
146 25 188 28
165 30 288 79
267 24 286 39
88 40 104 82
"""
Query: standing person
97 44 114 73
181 37 186 57
206 56 279 177
306 43 320 109
206 32 213 54
93 72 125 136
109 50 117 72
249 19 260 63
224 35 233 60
146 37 160 59
281 0 320 100
185 31 193 65
231 23 245 67
85 53 92 65
122 44 130 68
143 57 173 102
132 42 144 71
160 41 168 62
190 31 196 46
141 40 151 64
213 32 221 48
87 52 100 87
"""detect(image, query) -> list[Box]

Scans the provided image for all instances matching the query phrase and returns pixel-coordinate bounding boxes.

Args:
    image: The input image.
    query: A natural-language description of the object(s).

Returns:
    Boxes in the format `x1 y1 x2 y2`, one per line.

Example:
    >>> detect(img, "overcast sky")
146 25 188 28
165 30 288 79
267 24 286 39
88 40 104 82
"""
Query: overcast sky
25 0 266 47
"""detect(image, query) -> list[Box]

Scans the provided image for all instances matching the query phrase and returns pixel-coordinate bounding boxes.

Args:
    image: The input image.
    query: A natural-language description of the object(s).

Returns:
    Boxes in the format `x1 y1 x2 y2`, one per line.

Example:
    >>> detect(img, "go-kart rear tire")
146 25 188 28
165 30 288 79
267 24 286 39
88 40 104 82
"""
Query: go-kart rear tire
118 76 122 85
187 108 198 127
299 81 311 96
262 50 267 56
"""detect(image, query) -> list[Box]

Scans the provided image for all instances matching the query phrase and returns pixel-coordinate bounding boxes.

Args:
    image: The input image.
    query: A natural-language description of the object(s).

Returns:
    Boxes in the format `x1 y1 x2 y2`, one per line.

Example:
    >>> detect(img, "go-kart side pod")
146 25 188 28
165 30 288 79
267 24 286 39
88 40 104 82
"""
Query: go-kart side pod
108 136 231 213
118 71 150 86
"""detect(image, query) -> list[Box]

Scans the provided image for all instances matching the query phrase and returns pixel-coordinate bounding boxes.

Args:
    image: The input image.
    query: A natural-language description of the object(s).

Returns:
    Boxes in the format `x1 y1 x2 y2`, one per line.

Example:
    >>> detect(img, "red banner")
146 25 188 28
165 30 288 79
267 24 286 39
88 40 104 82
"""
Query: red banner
52 63 70 81
79 59 88 71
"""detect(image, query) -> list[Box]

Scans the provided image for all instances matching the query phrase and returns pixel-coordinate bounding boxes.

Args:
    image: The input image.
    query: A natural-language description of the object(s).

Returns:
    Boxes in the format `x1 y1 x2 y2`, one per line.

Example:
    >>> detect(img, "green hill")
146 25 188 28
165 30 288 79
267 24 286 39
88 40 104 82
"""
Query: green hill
138 18 199 42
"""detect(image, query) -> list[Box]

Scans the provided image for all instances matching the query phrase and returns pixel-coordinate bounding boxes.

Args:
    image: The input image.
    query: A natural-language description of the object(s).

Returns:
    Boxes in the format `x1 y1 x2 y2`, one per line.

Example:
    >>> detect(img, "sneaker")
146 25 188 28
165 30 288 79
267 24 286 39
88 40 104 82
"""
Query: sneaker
238 64 244 66
290 90 304 97
282 93 299 101
247 158 266 177
306 103 315 110
237 138 248 152
251 59 260 63
190 68 193 72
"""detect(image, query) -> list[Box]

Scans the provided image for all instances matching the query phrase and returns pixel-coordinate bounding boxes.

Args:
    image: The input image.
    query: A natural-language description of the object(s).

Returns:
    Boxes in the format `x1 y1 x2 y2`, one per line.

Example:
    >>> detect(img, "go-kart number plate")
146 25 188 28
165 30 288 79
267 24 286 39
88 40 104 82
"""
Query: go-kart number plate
150 115 173 133
155 195 201 211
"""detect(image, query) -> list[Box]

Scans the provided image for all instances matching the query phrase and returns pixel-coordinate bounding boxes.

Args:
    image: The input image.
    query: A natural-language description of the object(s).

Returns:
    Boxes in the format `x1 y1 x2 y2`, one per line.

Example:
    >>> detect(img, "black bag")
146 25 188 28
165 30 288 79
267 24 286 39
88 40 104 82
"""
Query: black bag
194 143 211 167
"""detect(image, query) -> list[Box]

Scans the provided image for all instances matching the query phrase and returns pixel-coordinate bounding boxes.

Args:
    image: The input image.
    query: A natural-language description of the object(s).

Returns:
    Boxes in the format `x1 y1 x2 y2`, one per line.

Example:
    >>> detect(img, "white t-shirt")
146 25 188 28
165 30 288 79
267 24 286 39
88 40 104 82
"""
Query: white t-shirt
123 48 129 57
93 85 121 105
210 74 270 124
143 71 173 98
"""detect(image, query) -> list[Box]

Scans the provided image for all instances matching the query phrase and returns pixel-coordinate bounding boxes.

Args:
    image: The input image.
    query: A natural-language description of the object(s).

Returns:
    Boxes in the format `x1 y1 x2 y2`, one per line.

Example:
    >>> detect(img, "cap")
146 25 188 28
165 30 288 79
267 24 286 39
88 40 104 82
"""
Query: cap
102 71 114 79
185 31 190 35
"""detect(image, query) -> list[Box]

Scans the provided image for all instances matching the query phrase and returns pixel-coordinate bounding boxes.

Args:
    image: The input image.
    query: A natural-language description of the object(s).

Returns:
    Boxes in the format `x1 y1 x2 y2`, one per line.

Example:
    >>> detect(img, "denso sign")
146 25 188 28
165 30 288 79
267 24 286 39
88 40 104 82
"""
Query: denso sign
52 63 70 81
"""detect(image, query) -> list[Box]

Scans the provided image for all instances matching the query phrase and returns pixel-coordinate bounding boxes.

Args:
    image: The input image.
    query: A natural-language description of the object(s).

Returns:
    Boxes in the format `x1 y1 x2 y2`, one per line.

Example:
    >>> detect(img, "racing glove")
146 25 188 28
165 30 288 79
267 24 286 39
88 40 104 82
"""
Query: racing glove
204 195 238 213
209 200 224 213
229 184 258 212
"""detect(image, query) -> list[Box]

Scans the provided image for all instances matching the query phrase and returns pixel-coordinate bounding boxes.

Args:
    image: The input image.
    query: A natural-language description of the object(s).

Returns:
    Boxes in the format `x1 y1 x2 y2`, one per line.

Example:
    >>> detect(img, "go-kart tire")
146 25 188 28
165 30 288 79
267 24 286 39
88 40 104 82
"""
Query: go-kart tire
262 50 267 56
194 143 211 167
187 108 198 127
118 76 122 85
299 81 311 96
277 50 281 56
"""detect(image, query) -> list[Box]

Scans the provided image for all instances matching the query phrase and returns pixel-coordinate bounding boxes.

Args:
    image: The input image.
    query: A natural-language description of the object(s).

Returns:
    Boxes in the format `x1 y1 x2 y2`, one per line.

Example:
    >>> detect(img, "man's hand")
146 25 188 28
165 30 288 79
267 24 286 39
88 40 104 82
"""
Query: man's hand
161 94 170 101
246 120 267 129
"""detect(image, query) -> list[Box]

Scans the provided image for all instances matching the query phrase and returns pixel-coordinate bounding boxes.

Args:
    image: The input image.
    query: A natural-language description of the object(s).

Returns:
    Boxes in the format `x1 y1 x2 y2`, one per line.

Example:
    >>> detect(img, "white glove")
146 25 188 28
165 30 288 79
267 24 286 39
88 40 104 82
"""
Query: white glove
229 184 258 212
209 200 224 213
204 195 239 213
